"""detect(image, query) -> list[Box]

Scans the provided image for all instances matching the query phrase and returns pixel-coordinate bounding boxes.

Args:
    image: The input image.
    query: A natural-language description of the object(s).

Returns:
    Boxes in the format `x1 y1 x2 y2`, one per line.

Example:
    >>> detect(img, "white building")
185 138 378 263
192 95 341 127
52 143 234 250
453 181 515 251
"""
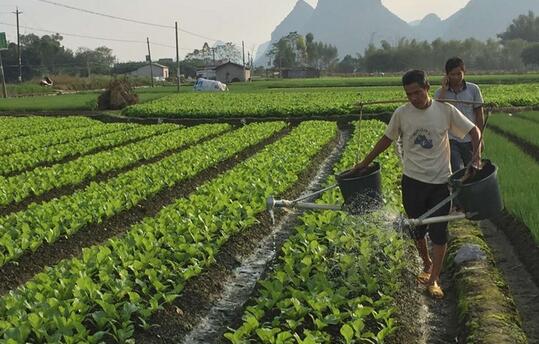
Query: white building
196 62 251 84
130 63 169 81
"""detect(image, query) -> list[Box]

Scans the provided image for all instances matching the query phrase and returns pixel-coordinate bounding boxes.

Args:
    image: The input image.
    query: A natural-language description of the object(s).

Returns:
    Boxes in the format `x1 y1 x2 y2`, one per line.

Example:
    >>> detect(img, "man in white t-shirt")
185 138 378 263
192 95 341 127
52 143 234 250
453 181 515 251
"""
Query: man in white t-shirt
350 70 482 299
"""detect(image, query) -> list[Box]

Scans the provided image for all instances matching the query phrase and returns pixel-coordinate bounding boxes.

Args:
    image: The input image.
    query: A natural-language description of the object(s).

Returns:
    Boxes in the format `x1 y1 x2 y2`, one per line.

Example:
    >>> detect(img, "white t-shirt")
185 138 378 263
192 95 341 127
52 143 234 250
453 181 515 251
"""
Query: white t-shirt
384 100 475 184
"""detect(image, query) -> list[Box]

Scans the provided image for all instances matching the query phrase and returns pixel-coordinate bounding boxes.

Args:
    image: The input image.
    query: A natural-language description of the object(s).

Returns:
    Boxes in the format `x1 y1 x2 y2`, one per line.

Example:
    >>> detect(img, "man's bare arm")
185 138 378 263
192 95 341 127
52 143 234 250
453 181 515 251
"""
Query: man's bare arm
474 107 484 132
352 135 393 171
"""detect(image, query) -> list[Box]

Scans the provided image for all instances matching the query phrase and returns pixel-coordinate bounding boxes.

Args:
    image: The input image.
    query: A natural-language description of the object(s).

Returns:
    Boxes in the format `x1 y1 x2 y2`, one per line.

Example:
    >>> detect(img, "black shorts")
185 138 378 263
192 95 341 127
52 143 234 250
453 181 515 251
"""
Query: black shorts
402 175 451 245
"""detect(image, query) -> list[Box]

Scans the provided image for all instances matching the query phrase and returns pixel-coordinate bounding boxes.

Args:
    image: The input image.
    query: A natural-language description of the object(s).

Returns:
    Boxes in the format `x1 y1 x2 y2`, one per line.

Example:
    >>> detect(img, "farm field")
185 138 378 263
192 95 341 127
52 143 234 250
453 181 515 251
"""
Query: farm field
123 83 539 118
0 115 424 343
3 74 539 113
0 91 174 112
489 113 539 148
485 112 539 244
0 79 538 343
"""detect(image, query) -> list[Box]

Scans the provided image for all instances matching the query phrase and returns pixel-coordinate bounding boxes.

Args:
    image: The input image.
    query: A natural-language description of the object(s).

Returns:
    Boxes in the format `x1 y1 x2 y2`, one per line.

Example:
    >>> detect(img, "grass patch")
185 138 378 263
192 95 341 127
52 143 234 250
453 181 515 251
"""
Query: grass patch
484 131 539 244
447 221 527 344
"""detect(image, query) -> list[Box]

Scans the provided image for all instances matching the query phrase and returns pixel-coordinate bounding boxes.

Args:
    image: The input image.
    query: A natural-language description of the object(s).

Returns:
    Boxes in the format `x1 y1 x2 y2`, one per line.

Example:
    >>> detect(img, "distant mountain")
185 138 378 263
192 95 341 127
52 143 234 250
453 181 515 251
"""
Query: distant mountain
255 0 539 65
272 0 314 43
254 41 271 66
412 13 443 41
255 0 314 66
442 0 539 41
299 0 411 57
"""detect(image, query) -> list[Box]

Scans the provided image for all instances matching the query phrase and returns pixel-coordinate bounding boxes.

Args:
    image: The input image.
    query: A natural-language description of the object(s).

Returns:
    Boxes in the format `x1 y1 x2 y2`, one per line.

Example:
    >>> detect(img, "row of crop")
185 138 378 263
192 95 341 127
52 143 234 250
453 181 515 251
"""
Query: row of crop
0 123 178 176
515 111 539 123
225 120 406 343
122 84 539 118
229 74 539 90
0 122 285 268
0 123 230 207
489 113 539 148
0 116 98 140
0 115 92 126
0 121 337 343
122 91 359 118
484 130 539 244
0 122 140 156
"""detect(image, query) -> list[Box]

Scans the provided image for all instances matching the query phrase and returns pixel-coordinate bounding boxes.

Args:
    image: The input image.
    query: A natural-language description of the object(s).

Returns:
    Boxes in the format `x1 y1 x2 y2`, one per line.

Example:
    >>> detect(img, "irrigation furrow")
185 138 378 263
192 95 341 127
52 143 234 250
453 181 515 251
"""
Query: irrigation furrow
134 127 339 343
489 124 539 164
178 127 349 344
480 220 539 343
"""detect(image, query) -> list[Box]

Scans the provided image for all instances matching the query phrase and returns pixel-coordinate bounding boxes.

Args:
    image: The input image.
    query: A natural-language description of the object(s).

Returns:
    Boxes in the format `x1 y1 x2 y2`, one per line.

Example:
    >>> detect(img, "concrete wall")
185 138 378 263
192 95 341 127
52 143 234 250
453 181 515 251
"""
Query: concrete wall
130 65 169 80
215 64 251 83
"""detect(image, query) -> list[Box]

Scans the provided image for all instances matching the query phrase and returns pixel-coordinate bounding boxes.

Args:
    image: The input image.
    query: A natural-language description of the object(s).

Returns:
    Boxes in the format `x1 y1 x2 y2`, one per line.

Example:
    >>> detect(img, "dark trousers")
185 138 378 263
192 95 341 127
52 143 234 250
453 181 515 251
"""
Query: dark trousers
402 175 451 245
450 140 473 173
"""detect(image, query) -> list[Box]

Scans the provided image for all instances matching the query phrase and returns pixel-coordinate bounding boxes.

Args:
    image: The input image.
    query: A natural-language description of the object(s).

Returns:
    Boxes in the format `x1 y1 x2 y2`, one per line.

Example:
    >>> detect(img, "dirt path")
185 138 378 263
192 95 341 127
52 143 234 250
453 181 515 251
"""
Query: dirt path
481 220 539 344
420 270 460 344
401 248 459 344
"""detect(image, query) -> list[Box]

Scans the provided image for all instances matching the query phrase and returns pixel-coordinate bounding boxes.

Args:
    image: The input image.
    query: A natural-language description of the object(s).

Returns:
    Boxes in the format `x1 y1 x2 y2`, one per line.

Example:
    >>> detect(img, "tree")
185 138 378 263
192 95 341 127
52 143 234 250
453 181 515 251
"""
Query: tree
521 43 539 66
268 38 296 69
2 33 76 81
267 32 338 70
498 11 539 42
213 42 242 65
306 33 317 66
185 42 242 67
336 54 360 73
75 46 115 76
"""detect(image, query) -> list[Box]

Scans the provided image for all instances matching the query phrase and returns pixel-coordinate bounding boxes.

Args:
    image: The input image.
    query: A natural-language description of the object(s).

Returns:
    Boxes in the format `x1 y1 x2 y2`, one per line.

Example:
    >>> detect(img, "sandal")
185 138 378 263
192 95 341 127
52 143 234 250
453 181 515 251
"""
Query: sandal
416 271 431 284
427 283 444 299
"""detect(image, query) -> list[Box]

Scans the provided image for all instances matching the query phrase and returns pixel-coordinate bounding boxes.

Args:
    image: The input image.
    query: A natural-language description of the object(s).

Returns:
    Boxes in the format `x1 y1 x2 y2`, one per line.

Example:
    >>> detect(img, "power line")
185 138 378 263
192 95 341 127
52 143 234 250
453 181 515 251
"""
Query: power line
34 0 225 43
0 21 192 51
35 0 173 29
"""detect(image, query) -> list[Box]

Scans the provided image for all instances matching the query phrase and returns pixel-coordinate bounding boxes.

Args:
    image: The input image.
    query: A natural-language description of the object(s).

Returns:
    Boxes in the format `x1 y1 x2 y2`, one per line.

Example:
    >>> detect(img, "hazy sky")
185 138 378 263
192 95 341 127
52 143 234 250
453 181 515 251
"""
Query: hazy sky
0 0 470 62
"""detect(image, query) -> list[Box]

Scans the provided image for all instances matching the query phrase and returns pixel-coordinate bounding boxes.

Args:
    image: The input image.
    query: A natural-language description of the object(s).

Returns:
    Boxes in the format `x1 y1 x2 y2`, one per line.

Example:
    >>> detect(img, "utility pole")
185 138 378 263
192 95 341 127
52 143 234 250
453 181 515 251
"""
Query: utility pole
0 32 6 97
175 21 180 93
86 58 91 78
242 40 245 68
0 50 7 98
146 37 154 87
13 7 22 83
211 47 216 67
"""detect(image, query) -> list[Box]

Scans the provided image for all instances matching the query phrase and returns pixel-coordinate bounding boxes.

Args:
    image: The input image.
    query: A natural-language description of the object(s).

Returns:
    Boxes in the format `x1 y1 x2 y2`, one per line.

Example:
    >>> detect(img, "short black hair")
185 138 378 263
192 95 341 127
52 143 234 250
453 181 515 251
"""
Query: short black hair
402 70 429 88
445 57 465 74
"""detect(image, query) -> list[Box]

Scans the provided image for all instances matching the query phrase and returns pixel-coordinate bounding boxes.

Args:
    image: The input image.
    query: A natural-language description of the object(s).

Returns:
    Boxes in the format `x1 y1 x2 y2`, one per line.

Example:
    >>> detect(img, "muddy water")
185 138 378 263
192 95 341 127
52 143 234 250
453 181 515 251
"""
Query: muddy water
181 128 351 344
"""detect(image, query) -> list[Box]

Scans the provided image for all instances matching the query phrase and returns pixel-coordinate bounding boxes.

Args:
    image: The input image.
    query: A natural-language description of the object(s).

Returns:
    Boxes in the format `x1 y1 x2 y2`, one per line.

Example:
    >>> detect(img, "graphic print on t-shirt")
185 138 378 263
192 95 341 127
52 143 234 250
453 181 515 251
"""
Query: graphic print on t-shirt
412 128 433 149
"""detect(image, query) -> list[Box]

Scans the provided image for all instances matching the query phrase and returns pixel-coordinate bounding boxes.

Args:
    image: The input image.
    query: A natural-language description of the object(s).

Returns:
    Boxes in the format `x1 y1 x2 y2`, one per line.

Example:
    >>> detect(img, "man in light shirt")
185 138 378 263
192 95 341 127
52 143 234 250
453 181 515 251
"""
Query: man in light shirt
350 70 482 299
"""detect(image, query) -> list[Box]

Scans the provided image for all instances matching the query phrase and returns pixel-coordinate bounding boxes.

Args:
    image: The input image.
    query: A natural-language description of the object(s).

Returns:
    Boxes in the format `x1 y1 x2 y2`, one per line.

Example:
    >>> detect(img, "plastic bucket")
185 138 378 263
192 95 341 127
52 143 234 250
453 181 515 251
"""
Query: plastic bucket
449 160 503 220
336 162 383 215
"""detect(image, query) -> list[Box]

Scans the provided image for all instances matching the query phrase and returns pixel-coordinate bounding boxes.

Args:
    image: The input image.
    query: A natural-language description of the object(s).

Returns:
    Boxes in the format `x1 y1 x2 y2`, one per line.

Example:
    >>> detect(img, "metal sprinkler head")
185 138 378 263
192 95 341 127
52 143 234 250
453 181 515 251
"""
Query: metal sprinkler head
393 214 412 234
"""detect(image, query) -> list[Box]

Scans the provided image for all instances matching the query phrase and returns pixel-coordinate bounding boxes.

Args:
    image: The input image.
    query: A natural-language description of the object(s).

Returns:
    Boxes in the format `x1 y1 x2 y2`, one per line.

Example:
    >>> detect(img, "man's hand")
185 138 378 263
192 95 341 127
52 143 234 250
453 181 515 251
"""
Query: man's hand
341 160 369 179
441 76 450 90
461 155 483 183
352 160 369 173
